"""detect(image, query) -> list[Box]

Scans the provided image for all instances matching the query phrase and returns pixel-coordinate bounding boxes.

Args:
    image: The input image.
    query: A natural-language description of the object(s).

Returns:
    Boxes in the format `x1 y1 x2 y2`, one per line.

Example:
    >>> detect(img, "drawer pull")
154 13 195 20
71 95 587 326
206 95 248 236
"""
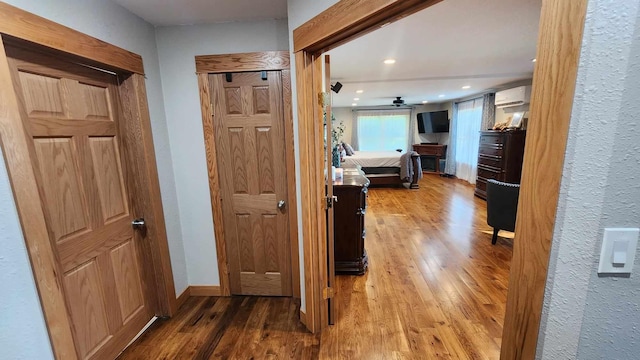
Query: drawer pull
357 208 366 215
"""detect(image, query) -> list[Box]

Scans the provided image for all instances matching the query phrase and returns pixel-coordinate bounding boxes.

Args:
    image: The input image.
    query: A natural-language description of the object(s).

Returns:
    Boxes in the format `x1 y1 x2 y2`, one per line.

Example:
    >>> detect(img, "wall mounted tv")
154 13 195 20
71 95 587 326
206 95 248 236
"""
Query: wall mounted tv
417 110 449 133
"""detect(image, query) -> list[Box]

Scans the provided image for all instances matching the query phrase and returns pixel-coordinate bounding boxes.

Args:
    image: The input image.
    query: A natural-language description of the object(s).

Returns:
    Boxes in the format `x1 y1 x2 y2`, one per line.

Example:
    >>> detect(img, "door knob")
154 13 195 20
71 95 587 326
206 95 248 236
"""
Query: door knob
132 218 146 229
277 200 286 210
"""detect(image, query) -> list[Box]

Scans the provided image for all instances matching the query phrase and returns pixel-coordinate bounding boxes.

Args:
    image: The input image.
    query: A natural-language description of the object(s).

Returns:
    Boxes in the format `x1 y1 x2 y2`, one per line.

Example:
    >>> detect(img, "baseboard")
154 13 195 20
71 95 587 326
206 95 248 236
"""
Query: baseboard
189 285 222 296
299 309 307 327
176 287 190 310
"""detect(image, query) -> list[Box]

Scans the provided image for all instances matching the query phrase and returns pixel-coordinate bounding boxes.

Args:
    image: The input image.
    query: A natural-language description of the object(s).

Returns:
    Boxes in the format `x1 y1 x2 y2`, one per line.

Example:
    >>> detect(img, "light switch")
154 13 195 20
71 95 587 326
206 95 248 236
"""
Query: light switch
612 240 628 267
598 228 639 274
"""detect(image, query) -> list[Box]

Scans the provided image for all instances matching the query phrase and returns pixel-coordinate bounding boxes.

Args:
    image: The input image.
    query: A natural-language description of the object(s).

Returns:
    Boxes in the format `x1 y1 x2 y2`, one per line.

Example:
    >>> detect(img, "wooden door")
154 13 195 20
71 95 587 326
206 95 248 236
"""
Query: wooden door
323 55 336 325
5 44 153 359
209 71 292 296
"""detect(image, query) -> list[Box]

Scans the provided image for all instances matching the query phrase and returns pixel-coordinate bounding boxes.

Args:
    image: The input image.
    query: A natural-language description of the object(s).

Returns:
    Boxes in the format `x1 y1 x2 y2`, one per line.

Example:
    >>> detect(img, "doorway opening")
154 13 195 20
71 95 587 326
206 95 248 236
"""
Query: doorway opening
294 0 587 358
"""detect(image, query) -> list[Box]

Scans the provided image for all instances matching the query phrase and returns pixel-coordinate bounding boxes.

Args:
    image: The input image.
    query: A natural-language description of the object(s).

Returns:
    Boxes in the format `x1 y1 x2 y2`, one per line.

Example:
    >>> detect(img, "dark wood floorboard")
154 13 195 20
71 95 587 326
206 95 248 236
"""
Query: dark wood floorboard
118 175 512 359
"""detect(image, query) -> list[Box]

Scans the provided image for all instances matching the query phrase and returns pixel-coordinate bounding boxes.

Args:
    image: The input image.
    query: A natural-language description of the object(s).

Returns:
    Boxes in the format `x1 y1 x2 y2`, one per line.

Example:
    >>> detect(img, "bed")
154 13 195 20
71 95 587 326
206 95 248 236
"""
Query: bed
342 151 421 188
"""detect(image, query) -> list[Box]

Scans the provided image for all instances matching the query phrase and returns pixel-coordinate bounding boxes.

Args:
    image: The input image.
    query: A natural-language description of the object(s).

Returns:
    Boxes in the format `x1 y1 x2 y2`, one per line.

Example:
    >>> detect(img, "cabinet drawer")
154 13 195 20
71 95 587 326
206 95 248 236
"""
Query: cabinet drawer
477 165 502 181
480 134 503 146
478 144 504 158
478 154 503 168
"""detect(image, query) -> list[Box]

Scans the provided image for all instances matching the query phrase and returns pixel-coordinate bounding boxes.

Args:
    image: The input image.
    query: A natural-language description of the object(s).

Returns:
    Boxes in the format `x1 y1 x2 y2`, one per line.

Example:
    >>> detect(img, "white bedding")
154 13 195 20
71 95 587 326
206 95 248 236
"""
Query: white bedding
342 151 402 168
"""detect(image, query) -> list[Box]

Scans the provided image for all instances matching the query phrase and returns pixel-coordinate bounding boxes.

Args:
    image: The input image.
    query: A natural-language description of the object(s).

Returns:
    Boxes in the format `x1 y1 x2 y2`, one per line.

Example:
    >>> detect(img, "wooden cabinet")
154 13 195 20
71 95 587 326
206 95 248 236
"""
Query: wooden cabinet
475 130 526 199
412 144 447 174
333 171 369 275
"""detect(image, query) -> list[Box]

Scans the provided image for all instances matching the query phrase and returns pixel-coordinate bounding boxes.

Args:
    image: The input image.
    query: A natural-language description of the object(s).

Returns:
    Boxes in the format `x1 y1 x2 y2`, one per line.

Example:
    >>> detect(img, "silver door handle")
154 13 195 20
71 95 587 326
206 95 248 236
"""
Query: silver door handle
132 218 146 229
277 200 286 210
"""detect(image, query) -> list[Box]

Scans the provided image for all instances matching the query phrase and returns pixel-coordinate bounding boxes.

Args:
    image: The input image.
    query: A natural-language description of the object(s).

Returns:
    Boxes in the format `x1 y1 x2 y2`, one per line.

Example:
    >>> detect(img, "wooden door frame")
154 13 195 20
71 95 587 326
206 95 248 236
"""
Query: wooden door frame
293 1 588 359
0 3 177 359
195 51 301 298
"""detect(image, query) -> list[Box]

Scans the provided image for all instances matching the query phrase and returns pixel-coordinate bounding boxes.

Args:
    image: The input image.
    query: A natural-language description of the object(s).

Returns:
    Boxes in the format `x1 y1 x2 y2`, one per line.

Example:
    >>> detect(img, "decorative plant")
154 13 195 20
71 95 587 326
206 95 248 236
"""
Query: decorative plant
324 112 345 168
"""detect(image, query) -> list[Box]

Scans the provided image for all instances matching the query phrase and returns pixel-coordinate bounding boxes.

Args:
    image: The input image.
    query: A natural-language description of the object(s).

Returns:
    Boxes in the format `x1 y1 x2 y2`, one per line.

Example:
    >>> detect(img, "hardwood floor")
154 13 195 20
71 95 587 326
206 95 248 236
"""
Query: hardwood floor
118 175 512 359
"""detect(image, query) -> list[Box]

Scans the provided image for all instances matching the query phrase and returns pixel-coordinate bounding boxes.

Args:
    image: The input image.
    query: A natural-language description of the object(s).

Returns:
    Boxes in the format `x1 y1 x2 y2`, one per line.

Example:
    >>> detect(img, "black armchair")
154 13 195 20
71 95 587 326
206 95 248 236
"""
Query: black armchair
486 179 520 245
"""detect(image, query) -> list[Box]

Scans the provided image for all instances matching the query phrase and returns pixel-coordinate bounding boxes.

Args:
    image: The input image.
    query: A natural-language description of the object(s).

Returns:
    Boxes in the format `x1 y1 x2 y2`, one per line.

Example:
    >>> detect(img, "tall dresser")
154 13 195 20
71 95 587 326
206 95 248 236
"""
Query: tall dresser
475 130 526 199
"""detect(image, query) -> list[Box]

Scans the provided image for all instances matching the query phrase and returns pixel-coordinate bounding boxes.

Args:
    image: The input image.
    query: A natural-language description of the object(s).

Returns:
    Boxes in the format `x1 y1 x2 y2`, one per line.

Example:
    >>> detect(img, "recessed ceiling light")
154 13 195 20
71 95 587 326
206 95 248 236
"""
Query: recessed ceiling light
462 85 471 89
356 90 364 94
383 59 396 64
532 58 537 62
352 103 357 106
354 98 360 101
422 100 428 104
438 94 445 98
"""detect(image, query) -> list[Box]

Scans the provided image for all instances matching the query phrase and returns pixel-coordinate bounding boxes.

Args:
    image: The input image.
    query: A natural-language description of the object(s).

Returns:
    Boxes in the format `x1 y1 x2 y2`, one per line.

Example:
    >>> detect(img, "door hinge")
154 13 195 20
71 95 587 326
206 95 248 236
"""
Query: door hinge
318 92 330 108
325 195 337 209
322 287 334 299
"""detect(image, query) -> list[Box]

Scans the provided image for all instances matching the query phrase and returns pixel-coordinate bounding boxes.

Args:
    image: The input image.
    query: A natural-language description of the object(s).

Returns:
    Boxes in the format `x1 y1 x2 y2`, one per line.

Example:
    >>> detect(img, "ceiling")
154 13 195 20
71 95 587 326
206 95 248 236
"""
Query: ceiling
328 0 542 107
113 0 540 107
114 0 288 26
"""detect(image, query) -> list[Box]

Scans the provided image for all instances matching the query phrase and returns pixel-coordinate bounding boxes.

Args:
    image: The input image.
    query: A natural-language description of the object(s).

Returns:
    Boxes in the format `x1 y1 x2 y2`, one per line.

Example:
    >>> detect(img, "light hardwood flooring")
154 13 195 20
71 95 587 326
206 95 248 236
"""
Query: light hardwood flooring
118 175 512 359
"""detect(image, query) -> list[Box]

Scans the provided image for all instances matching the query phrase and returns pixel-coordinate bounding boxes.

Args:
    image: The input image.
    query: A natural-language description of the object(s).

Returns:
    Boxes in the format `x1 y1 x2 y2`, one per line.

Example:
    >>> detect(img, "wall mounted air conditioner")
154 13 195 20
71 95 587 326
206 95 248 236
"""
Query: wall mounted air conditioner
495 85 532 108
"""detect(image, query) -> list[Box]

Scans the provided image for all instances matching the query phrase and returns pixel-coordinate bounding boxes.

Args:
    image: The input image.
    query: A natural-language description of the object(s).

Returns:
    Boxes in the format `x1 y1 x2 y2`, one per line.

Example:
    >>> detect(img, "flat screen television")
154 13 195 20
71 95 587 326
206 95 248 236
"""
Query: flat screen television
417 110 449 133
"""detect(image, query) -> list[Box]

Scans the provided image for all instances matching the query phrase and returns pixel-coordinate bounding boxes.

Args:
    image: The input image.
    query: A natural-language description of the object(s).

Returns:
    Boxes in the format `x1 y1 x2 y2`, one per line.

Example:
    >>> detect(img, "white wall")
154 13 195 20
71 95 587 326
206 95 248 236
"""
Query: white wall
332 107 354 144
0 1 186 357
537 0 640 358
154 20 289 286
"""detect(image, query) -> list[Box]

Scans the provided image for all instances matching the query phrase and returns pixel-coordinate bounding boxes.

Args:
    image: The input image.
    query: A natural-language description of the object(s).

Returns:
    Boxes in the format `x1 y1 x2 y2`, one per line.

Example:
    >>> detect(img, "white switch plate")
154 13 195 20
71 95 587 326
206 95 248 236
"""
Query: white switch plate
598 228 639 274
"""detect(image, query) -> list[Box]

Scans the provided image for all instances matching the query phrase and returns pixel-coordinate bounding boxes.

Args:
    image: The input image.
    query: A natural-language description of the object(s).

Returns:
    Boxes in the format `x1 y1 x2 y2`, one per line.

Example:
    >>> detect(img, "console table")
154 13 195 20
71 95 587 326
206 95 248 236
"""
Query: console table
412 144 447 174
333 169 369 275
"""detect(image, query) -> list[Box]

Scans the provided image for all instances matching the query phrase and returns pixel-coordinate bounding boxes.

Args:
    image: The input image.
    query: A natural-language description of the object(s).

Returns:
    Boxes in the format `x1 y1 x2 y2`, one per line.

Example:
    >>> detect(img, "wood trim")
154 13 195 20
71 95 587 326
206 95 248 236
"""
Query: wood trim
500 1 588 359
0 2 144 74
176 288 191 310
198 73 232 296
189 285 222 297
195 51 290 73
118 73 177 317
299 309 308 327
293 0 442 53
0 34 78 360
282 69 301 299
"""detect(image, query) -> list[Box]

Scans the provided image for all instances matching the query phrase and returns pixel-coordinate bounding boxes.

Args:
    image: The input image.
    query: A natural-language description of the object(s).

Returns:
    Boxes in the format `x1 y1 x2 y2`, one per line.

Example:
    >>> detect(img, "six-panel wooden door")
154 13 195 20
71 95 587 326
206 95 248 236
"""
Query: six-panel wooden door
5 43 153 360
209 71 292 296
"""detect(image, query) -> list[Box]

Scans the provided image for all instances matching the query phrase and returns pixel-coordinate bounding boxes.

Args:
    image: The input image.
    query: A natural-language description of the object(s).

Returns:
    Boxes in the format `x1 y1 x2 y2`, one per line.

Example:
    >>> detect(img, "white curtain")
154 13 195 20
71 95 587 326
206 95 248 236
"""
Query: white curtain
454 98 483 184
444 103 458 175
408 107 419 151
355 109 411 151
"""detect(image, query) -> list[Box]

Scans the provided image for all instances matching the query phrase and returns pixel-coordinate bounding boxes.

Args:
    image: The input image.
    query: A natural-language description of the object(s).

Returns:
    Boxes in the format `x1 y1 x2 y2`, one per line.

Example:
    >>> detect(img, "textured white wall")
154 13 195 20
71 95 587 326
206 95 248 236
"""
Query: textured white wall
0 153 54 360
154 20 289 286
0 0 186 357
536 0 640 358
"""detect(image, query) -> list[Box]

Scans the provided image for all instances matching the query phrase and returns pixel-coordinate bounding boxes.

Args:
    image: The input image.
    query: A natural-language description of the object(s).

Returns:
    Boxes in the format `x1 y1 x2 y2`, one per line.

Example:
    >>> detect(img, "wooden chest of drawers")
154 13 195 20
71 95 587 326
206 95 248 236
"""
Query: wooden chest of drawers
475 130 526 199
333 171 369 275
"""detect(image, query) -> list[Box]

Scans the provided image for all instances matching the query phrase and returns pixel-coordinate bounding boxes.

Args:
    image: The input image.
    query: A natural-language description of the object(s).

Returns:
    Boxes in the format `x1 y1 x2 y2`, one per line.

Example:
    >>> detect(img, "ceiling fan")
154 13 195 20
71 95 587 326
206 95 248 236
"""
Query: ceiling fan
391 96 407 107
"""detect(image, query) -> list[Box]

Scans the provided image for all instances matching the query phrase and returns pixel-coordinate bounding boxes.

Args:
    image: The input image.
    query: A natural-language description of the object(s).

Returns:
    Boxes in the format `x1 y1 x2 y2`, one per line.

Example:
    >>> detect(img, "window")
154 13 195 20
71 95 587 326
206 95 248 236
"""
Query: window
454 98 483 183
356 110 410 151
